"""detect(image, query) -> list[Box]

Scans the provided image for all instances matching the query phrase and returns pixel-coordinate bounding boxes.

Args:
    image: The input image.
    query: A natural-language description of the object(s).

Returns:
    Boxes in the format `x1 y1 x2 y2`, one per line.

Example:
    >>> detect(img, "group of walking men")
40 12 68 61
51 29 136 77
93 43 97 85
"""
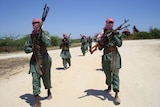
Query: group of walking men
24 17 123 107
80 35 93 56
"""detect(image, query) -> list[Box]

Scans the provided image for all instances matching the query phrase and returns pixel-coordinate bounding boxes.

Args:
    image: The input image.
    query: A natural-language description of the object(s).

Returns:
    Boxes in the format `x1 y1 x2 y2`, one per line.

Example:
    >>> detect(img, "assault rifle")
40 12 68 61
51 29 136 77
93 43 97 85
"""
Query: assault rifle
31 4 50 75
89 19 130 54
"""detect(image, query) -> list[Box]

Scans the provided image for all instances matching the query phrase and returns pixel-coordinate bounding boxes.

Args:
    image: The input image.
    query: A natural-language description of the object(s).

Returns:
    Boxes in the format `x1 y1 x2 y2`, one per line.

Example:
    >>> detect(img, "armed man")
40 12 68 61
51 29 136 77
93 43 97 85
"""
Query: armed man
91 18 129 105
60 33 71 69
87 36 93 50
24 18 52 107
24 4 51 107
80 34 88 56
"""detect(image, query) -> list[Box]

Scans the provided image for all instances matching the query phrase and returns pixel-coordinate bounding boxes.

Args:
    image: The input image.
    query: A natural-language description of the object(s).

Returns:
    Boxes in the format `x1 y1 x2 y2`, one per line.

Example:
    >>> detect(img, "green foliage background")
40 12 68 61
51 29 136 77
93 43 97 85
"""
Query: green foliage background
122 28 160 40
0 28 160 52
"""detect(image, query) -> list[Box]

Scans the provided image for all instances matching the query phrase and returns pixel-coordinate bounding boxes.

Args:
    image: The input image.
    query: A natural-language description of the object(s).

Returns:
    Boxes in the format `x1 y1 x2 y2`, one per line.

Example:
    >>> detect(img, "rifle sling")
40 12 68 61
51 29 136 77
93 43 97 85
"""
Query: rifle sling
31 34 47 75
110 49 117 73
103 46 117 73
40 43 47 75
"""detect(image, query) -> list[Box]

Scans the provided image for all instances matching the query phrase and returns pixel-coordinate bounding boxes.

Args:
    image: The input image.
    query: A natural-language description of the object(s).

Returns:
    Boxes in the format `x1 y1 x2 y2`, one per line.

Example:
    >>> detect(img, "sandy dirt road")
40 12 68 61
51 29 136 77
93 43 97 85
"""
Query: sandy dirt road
0 39 160 107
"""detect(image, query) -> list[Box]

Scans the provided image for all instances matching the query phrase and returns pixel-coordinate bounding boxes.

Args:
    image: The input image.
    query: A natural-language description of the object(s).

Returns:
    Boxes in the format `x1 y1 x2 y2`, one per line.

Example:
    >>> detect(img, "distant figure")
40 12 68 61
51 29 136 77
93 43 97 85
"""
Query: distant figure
122 29 131 36
133 25 139 34
87 36 93 49
24 18 52 107
97 17 122 105
80 34 88 56
60 33 71 69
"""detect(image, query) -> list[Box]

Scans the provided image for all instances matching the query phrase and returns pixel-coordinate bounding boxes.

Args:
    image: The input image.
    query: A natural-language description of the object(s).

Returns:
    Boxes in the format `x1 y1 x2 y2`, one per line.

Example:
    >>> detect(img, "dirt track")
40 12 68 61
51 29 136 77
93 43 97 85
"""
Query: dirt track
0 39 160 107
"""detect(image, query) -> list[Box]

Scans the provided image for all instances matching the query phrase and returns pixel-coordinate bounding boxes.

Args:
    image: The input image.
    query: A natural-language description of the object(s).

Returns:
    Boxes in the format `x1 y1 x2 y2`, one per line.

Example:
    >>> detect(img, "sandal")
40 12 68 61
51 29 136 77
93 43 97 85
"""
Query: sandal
107 89 112 94
47 94 52 100
114 97 121 105
33 102 41 107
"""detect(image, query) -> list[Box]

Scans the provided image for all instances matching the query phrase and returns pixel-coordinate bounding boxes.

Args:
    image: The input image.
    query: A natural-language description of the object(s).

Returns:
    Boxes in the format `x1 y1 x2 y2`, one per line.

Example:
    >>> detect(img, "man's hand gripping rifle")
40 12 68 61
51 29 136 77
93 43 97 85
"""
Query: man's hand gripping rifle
89 19 130 54
31 4 49 75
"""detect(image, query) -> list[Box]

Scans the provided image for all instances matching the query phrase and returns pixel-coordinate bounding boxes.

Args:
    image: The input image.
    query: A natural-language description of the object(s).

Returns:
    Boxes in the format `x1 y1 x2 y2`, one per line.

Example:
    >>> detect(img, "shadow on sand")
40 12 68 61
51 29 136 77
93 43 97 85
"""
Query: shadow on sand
95 68 103 71
56 67 65 70
20 93 48 106
78 89 114 101
78 54 85 56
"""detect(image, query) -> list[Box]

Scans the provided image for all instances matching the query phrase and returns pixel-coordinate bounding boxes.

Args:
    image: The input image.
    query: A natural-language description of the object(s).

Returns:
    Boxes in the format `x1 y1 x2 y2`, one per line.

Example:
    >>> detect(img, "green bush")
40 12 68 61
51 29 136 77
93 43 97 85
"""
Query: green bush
71 38 81 43
15 34 30 50
0 37 13 46
133 31 153 39
50 36 61 46
149 28 160 39
0 27 160 53
0 37 17 52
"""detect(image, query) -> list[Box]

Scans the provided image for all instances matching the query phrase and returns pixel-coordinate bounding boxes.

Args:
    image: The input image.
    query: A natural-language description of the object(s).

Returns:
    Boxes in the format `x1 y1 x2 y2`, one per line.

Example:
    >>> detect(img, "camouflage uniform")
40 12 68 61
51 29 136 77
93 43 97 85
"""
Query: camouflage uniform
24 30 52 95
98 29 122 92
60 38 71 69
81 36 88 56
87 36 93 49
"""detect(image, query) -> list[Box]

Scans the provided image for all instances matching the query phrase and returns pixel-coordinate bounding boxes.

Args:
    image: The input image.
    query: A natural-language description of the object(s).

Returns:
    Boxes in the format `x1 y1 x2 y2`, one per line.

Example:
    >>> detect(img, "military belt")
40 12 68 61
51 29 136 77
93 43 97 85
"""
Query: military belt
103 46 117 54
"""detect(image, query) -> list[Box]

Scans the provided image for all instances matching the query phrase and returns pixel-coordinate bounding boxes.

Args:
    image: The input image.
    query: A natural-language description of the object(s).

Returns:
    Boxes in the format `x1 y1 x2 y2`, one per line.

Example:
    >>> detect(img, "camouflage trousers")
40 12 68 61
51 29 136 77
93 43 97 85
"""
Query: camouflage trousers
31 56 52 95
62 58 71 69
103 68 120 92
102 57 120 92
32 69 52 95
102 52 121 92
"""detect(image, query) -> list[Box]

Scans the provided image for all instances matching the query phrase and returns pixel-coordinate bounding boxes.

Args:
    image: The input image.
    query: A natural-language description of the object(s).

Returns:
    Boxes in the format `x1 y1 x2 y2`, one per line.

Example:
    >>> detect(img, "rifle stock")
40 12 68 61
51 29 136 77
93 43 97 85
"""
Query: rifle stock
89 43 99 54
32 35 43 75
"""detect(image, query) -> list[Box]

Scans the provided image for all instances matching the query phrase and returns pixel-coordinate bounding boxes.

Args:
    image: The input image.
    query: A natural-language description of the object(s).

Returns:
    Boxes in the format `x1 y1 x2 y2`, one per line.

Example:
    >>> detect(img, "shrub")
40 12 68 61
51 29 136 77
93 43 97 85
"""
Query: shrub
131 32 153 39
50 36 61 46
149 28 160 39
15 34 30 50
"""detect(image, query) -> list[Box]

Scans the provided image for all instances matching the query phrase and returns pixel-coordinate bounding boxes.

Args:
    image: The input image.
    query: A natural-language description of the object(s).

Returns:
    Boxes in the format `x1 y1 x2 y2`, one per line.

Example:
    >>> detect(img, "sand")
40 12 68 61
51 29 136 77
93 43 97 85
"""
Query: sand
0 39 160 107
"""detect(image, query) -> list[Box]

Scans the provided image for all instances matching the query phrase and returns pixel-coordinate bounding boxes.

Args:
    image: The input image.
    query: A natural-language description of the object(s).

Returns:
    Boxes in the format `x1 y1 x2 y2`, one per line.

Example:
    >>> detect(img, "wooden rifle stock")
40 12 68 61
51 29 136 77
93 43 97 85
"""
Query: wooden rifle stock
31 35 43 75
89 43 99 54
